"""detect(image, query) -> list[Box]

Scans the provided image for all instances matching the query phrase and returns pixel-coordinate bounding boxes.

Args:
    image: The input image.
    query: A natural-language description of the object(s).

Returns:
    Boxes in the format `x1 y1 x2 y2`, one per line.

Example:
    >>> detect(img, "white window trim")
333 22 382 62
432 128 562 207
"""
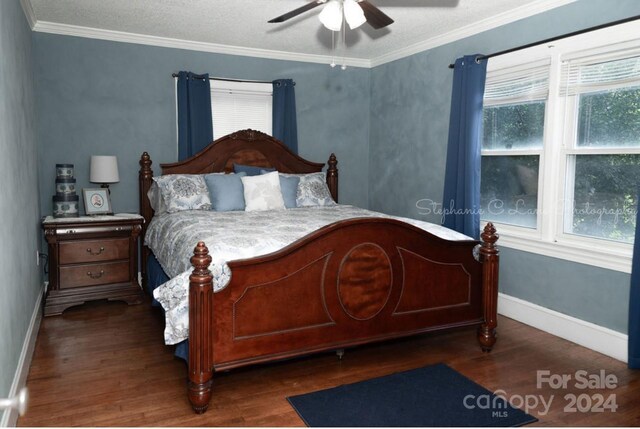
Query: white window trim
482 20 640 274
483 221 633 273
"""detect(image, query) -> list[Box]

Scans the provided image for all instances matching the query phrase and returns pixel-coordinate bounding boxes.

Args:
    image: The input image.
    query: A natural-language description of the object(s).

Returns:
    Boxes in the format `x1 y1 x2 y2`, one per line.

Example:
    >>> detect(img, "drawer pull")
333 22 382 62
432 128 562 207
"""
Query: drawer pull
86 270 105 279
86 246 105 256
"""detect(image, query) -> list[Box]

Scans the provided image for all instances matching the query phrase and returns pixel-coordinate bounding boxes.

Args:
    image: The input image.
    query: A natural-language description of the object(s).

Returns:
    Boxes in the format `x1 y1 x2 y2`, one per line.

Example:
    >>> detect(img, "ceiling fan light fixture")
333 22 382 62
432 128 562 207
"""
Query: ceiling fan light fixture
319 0 343 31
343 0 366 30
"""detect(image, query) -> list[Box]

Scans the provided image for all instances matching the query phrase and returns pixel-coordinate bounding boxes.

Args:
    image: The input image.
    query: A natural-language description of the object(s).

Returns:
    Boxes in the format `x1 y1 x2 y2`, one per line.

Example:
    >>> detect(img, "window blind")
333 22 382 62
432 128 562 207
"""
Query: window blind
210 81 273 140
560 47 640 96
484 59 550 106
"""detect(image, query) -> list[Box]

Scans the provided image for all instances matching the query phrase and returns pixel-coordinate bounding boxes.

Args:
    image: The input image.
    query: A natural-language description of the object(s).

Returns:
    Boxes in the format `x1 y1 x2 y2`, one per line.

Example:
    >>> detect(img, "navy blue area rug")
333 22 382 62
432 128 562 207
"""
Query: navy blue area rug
287 363 538 427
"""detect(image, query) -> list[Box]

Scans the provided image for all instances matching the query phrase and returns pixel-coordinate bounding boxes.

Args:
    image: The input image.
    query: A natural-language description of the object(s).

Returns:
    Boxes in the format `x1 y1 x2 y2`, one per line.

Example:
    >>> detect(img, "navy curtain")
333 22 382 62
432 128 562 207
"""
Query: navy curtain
629 192 640 368
272 79 299 154
177 71 213 161
442 55 487 239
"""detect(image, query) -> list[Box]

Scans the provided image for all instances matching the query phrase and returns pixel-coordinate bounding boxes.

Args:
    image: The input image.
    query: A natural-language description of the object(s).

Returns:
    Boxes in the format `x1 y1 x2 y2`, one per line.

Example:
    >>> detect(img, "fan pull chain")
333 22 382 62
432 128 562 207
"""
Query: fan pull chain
341 13 347 70
330 30 336 68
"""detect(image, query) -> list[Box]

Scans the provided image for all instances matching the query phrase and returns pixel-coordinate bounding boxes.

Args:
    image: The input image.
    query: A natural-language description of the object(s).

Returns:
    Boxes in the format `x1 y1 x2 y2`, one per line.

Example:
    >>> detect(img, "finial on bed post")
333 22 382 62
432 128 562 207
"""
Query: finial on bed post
327 153 338 203
478 223 500 352
188 242 214 414
139 152 153 291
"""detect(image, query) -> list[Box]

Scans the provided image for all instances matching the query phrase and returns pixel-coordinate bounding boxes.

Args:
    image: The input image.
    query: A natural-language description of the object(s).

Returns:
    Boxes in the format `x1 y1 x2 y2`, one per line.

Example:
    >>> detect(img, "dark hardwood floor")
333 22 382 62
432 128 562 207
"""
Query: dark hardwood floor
18 298 640 427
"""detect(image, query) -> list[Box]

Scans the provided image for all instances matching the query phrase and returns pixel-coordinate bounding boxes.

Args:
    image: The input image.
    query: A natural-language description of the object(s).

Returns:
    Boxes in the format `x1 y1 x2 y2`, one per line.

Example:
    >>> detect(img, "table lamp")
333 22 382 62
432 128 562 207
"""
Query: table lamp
90 155 119 193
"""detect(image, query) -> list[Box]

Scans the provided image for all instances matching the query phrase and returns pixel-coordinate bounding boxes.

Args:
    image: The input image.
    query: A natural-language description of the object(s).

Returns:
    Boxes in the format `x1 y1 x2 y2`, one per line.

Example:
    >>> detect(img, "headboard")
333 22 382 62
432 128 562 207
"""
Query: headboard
137 129 339 285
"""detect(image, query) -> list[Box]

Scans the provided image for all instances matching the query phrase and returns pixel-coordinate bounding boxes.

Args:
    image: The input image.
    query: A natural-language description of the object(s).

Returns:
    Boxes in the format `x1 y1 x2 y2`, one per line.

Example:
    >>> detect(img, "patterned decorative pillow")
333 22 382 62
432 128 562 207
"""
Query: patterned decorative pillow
154 174 212 213
241 171 286 212
147 181 167 214
296 172 336 207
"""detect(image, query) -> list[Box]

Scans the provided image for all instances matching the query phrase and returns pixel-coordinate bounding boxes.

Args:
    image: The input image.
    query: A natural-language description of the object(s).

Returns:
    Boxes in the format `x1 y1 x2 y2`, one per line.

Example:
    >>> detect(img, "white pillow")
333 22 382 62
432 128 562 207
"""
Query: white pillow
241 171 286 212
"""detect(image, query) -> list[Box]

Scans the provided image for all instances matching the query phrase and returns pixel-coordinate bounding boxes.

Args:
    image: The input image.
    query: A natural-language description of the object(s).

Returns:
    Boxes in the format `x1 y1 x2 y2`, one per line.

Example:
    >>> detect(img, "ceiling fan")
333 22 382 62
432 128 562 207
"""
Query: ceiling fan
268 0 394 31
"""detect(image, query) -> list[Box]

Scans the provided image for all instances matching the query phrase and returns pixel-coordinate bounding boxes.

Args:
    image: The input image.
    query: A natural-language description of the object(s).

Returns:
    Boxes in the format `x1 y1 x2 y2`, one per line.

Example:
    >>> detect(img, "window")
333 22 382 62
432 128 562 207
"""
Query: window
210 80 273 139
174 78 273 142
560 54 640 244
480 21 640 273
481 60 549 229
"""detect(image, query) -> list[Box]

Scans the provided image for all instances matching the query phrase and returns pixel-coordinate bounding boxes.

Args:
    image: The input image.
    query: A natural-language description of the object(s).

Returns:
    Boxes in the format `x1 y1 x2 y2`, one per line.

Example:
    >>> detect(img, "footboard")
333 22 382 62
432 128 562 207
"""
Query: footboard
187 221 499 413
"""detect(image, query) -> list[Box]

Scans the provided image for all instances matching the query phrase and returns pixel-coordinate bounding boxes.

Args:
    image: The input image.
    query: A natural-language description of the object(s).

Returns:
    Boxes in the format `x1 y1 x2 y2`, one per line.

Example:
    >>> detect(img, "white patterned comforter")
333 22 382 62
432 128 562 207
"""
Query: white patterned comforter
147 205 471 344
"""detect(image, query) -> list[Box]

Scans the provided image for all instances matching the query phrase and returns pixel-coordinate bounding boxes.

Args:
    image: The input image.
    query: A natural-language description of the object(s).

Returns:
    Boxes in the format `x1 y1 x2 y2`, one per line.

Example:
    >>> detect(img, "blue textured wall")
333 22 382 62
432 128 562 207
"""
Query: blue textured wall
0 0 40 412
369 0 640 334
33 34 371 215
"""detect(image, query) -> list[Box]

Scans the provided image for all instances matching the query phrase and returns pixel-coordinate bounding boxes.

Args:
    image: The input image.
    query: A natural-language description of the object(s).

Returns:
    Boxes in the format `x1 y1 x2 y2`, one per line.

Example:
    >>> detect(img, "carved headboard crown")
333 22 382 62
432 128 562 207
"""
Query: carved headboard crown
160 129 325 176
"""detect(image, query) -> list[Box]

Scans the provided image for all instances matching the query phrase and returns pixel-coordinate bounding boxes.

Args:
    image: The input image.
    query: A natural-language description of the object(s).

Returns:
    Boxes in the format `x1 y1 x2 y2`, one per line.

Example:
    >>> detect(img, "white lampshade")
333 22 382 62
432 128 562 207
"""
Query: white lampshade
319 0 343 32
343 0 366 30
90 155 120 184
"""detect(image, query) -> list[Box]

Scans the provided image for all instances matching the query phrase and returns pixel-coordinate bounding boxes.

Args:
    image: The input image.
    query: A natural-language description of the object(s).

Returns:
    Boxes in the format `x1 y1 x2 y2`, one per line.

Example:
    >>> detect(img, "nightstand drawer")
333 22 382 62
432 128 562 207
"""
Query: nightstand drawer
59 261 130 289
59 238 129 264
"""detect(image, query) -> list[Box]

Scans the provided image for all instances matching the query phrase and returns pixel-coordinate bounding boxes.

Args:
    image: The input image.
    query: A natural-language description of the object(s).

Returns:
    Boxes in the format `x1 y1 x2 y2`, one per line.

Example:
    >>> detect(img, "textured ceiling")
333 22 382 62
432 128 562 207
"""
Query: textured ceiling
29 0 561 62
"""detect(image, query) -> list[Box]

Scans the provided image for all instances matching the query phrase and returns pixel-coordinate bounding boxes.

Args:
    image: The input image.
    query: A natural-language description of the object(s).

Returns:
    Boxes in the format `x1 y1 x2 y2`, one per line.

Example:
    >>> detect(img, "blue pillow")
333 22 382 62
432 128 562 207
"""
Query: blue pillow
204 172 247 211
261 170 300 209
234 163 275 176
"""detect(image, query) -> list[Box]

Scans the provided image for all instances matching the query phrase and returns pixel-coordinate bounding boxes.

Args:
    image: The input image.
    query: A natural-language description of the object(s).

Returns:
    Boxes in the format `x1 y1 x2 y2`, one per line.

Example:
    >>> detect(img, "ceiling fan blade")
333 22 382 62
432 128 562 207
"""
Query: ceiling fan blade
358 0 394 29
268 1 325 23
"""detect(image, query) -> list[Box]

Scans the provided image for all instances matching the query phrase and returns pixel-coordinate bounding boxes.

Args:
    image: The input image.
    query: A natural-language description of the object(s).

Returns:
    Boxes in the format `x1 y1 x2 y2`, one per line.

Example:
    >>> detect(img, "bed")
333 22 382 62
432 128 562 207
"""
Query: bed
138 129 500 414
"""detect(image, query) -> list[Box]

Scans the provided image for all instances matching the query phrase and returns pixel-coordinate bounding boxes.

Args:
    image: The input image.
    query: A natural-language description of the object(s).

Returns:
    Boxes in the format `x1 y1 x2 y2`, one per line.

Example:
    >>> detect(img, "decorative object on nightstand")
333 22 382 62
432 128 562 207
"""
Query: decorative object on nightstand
52 163 79 218
42 213 144 316
90 155 119 192
82 188 113 215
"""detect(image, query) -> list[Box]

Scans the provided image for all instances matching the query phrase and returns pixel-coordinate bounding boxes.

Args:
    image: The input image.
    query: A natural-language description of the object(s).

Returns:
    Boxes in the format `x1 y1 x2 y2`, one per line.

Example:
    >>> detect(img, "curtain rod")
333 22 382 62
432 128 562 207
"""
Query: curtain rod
448 14 640 69
171 73 295 86
171 73 275 84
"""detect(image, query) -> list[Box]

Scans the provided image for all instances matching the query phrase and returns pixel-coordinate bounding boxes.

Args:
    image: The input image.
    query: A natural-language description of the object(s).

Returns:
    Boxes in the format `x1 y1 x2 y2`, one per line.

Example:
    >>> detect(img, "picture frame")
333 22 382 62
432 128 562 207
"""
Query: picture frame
82 188 113 215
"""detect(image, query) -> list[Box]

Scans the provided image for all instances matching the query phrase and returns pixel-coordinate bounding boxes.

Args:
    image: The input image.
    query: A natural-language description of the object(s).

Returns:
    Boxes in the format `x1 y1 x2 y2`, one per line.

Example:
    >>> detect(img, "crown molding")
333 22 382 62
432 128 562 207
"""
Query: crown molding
369 0 576 67
32 20 372 68
20 0 36 30
26 0 576 69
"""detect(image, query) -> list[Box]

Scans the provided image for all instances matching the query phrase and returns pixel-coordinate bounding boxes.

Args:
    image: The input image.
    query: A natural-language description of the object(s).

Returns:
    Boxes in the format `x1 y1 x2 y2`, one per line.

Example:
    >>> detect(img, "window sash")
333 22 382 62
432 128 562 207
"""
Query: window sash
560 93 640 153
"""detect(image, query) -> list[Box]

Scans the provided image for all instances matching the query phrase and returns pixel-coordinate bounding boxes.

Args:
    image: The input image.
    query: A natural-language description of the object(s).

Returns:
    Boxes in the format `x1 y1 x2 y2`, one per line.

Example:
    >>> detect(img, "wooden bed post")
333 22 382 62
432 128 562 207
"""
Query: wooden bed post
478 222 499 352
188 242 214 414
327 153 338 203
138 152 153 291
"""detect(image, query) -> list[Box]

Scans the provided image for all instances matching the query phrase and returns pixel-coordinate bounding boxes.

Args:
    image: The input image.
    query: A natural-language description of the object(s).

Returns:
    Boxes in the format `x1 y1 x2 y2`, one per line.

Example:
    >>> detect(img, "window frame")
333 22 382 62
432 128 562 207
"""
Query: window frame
481 20 640 274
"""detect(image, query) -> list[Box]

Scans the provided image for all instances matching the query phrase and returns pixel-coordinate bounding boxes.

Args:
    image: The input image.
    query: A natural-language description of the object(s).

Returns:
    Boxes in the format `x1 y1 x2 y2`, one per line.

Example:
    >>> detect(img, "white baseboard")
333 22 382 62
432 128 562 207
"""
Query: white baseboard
1 285 44 427
498 293 628 363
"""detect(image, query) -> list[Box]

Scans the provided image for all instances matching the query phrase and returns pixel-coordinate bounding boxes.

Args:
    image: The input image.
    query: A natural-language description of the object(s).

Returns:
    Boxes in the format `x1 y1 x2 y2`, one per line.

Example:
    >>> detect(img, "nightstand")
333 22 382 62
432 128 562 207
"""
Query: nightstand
42 213 144 316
